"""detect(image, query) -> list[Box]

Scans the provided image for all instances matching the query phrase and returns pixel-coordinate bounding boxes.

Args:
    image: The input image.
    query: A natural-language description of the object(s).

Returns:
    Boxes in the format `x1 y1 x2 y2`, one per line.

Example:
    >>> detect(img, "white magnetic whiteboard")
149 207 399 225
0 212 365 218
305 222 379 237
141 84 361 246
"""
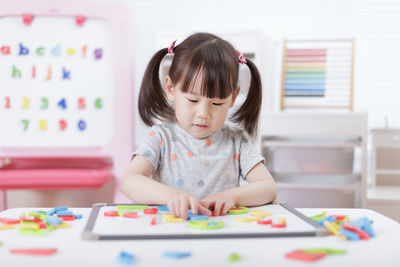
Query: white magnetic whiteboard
0 16 114 147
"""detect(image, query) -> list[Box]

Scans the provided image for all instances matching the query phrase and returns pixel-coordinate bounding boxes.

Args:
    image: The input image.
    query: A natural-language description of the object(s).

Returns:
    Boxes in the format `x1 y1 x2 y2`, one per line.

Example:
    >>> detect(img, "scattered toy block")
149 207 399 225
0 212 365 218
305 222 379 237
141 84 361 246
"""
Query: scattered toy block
157 205 170 212
351 217 375 238
56 211 73 216
123 212 138 219
118 251 135 265
301 248 346 255
163 251 191 259
164 218 184 223
18 228 46 236
271 220 287 228
19 223 40 231
339 228 360 241
228 207 249 215
116 205 148 210
46 216 63 226
188 220 224 230
104 211 119 217
53 223 70 229
10 248 58 256
257 219 272 225
324 221 340 236
342 222 369 240
46 206 68 216
0 218 20 225
162 213 177 220
57 215 75 221
235 217 257 223
249 210 270 219
285 249 326 262
331 215 346 221
143 208 158 215
0 225 15 230
188 215 209 221
19 216 40 223
228 252 242 262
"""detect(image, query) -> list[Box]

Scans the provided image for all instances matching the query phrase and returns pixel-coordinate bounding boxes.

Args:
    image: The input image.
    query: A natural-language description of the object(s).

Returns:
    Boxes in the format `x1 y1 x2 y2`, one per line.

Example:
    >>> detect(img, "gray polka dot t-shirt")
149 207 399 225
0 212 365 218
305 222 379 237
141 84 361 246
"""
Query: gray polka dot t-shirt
132 123 264 200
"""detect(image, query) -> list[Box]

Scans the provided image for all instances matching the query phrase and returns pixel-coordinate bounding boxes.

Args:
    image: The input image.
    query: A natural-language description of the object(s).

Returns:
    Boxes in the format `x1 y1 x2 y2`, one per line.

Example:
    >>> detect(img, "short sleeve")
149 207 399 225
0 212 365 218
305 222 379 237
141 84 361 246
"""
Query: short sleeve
131 126 162 173
239 135 265 179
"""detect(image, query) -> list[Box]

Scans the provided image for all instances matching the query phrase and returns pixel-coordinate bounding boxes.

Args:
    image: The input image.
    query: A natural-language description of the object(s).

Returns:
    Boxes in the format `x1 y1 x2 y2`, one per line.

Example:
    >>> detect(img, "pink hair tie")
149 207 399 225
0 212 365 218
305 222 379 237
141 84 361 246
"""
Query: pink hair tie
236 50 247 64
168 40 177 54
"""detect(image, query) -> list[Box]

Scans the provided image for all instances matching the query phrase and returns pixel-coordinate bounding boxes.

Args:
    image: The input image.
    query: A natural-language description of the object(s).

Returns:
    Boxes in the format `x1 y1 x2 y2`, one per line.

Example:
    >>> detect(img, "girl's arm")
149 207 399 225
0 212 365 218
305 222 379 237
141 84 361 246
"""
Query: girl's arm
200 162 277 215
231 162 277 205
121 155 211 218
121 155 178 204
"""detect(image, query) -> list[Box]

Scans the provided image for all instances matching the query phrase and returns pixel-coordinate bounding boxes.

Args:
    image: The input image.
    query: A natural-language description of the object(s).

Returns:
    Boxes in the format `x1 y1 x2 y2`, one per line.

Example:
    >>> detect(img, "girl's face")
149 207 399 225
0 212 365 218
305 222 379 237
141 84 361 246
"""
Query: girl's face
165 75 239 139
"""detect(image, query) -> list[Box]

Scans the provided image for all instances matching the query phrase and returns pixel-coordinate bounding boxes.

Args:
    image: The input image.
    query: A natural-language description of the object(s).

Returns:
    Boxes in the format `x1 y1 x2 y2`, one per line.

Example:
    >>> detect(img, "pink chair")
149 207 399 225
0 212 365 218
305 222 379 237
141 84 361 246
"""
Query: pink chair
0 157 113 210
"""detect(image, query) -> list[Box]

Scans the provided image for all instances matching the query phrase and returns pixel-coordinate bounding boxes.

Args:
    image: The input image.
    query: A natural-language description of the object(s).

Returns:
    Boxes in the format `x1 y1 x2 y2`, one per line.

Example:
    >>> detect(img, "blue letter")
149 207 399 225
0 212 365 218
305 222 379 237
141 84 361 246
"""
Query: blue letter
19 43 29 55
62 67 71 80
51 44 61 56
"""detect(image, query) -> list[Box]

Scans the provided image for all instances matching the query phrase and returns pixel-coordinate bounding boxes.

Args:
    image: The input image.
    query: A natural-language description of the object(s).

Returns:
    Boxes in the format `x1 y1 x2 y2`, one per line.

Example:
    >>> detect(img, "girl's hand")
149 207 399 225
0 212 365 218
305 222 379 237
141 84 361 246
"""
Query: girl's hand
200 193 235 216
167 192 211 220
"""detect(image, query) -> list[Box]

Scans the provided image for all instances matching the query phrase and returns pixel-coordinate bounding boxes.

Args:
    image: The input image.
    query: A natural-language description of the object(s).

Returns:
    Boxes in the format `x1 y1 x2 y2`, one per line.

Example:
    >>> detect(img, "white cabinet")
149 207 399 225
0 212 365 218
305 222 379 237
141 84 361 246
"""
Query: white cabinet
260 112 368 208
367 129 400 221
371 129 400 188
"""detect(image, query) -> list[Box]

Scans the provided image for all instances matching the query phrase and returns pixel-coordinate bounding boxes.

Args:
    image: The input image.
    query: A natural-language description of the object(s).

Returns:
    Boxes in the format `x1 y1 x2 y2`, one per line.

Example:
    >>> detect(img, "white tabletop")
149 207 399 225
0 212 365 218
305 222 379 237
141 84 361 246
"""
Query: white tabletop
0 207 399 267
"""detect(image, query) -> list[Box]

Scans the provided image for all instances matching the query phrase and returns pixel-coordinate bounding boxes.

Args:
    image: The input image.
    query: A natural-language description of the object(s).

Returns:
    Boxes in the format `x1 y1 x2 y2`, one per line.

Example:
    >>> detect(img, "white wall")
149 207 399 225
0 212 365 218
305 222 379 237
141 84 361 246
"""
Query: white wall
118 0 400 146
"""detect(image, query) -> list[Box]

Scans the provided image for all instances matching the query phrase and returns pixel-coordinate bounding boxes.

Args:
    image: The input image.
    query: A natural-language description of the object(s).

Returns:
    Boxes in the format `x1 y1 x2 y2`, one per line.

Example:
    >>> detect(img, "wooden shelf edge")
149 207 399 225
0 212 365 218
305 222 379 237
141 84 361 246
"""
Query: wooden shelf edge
367 188 400 202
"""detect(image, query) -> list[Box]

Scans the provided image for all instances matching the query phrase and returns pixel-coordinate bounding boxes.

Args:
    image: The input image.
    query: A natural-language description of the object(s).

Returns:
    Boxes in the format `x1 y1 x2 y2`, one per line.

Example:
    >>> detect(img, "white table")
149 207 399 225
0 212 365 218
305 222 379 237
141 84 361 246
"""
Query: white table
0 207 399 266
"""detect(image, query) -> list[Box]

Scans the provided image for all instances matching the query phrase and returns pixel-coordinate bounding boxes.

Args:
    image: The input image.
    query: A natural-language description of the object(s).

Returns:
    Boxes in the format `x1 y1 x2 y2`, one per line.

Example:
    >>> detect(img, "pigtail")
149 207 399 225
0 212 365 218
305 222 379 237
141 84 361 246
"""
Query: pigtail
231 58 262 137
138 48 175 126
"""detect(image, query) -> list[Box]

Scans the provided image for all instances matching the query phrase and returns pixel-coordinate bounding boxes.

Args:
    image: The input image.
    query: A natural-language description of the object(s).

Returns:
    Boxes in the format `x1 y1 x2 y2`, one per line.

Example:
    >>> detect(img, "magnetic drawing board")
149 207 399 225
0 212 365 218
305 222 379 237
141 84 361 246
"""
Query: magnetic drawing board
82 203 328 240
0 16 113 147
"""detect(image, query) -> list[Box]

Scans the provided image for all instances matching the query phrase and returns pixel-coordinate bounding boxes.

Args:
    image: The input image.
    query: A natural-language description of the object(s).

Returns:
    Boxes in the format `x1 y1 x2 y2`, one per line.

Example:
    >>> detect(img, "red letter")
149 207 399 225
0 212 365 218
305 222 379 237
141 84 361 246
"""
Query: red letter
32 66 36 78
1 46 10 55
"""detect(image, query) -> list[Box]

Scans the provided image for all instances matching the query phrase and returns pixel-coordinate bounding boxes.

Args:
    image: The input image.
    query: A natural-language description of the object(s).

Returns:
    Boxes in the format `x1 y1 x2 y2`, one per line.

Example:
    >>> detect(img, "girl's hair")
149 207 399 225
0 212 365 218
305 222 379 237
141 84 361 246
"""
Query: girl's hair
138 32 262 136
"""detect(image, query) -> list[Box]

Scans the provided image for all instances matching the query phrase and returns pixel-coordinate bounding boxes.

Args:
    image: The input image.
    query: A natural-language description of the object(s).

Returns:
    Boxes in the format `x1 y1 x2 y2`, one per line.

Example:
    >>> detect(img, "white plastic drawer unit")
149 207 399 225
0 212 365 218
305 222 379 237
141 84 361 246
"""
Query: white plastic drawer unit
264 146 354 175
259 112 368 208
262 136 359 175
262 136 362 208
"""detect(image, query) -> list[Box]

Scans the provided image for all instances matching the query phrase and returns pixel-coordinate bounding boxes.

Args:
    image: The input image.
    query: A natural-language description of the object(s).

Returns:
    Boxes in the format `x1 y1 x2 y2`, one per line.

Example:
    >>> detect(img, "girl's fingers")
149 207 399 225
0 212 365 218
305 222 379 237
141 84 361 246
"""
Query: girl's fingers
176 199 185 218
214 200 223 216
198 199 212 215
181 199 188 220
199 199 210 209
189 197 199 215
222 203 232 215
198 204 212 216
168 202 175 217
174 199 181 218
219 202 226 215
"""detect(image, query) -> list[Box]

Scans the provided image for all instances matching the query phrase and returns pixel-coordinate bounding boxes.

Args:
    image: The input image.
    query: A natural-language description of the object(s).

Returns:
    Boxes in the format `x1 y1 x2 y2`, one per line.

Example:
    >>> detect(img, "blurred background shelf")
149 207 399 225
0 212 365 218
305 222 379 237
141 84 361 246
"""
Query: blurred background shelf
368 129 400 221
371 129 400 188
260 112 368 208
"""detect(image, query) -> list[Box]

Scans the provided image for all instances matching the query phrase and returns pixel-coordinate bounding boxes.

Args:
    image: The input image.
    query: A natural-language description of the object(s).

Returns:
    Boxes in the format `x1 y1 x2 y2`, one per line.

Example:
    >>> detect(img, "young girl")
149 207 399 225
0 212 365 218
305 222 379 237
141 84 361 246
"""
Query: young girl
122 32 276 219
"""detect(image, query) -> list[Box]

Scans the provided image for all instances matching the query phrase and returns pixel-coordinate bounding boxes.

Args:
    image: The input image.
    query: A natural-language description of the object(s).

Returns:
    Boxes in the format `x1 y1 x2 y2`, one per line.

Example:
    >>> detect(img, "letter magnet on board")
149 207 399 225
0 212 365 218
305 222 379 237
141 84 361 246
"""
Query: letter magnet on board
22 14 34 25
75 15 86 26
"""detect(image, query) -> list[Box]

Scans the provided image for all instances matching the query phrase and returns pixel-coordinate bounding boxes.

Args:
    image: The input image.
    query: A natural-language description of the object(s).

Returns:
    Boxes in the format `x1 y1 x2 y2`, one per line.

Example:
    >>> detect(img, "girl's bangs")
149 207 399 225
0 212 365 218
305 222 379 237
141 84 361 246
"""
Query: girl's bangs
180 51 237 99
